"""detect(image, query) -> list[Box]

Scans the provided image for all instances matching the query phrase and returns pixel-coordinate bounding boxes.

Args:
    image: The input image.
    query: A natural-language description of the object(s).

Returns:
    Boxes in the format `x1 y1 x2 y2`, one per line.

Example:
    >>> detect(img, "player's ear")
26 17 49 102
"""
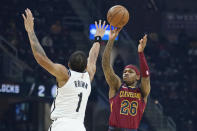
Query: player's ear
136 75 140 80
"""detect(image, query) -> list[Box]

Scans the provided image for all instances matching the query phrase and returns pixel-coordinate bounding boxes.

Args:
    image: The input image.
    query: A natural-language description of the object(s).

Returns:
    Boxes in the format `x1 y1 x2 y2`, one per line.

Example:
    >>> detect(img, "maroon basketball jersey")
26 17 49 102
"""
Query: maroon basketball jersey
109 83 146 129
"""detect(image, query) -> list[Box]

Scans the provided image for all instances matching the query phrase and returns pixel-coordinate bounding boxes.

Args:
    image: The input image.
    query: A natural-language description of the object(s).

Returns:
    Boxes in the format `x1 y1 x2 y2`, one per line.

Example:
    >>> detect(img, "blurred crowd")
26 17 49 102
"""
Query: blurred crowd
0 0 77 84
146 32 197 131
0 0 197 131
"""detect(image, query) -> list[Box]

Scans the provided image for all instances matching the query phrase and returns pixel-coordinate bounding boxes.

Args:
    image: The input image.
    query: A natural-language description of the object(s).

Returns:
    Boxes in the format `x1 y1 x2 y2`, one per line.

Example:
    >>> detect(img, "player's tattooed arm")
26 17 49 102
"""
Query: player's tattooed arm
102 39 121 93
102 26 122 95
22 8 68 81
28 31 46 57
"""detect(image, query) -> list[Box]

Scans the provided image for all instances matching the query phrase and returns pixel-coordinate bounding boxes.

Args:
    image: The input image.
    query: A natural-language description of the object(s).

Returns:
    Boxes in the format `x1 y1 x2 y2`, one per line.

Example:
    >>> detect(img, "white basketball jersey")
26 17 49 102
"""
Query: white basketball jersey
50 70 91 122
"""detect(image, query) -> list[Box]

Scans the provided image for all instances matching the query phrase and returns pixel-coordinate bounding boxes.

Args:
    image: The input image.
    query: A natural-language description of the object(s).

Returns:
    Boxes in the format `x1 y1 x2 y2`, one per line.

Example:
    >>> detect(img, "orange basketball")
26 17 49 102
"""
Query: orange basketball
107 5 129 28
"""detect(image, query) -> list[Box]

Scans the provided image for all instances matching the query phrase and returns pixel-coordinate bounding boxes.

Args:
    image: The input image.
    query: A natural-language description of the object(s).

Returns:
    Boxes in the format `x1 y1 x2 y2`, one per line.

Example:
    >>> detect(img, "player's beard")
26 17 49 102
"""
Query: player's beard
123 77 136 86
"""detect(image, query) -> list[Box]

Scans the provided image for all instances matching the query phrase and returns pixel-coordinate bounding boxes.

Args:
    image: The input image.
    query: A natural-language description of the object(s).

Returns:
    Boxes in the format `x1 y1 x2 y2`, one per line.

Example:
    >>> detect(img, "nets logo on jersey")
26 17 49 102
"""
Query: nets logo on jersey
74 80 88 89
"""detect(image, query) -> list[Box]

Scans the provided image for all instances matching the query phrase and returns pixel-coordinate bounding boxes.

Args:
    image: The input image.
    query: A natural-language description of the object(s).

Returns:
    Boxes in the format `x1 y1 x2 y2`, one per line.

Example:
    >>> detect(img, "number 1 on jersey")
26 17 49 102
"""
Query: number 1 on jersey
76 92 83 112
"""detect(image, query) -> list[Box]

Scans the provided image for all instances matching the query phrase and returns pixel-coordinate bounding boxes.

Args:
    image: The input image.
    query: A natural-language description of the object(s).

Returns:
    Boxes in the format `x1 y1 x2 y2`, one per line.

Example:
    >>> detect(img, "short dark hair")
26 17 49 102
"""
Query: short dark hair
68 51 87 72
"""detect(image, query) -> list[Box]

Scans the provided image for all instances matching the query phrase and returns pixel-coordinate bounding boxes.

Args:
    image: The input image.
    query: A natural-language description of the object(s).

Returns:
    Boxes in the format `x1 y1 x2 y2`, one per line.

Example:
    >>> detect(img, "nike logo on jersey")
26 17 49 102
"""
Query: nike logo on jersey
74 80 88 89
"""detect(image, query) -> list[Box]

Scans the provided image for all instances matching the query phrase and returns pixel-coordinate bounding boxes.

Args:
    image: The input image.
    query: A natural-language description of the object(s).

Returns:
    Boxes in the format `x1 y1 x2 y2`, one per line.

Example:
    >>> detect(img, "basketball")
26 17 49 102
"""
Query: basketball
107 5 129 28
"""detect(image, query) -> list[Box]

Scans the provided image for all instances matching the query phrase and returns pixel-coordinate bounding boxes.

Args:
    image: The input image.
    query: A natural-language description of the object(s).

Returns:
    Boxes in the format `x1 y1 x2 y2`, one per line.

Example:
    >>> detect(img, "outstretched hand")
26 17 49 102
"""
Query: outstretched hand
22 8 34 32
94 20 108 38
138 34 147 52
109 25 122 41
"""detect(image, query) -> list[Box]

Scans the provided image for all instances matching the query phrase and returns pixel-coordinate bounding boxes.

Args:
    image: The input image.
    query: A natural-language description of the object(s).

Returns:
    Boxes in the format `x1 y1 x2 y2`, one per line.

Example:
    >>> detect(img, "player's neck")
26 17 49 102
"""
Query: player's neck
125 81 137 87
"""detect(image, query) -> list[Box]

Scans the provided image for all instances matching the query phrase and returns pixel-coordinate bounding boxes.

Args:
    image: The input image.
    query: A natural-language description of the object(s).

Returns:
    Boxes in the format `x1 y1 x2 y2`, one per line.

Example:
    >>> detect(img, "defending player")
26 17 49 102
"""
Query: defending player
102 26 150 131
22 8 108 131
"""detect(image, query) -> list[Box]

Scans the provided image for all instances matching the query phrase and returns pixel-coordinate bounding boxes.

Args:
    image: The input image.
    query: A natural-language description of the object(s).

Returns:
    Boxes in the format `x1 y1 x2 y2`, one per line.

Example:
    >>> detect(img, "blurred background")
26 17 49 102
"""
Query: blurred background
0 0 196 131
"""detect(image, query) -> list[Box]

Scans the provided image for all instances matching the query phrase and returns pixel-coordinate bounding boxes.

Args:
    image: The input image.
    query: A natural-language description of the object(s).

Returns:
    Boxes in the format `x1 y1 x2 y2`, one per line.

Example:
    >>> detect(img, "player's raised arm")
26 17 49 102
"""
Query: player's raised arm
22 8 68 81
102 26 122 96
87 20 108 82
138 34 151 103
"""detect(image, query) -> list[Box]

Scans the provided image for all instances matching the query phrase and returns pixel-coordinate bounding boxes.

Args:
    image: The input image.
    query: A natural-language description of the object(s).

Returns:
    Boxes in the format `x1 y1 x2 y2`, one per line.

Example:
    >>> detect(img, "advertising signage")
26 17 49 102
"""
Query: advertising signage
0 83 57 99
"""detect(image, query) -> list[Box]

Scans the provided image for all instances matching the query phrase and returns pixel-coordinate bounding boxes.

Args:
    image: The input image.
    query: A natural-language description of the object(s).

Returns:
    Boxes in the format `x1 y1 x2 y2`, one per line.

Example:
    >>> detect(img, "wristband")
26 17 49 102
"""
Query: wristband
139 52 150 77
94 36 102 43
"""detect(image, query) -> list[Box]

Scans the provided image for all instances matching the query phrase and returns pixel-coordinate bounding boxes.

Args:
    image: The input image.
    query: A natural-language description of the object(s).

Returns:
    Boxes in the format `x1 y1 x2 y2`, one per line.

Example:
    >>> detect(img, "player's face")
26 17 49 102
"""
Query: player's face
123 68 137 84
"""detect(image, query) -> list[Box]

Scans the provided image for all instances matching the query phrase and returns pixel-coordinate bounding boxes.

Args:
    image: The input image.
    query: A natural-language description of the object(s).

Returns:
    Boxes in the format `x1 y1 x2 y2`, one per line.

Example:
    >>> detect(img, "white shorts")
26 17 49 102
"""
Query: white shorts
48 118 86 131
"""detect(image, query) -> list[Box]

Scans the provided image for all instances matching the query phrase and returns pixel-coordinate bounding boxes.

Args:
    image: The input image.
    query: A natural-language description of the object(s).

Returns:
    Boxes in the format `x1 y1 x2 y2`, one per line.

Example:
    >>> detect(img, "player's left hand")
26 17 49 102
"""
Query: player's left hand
138 34 147 52
22 8 34 32
94 20 108 38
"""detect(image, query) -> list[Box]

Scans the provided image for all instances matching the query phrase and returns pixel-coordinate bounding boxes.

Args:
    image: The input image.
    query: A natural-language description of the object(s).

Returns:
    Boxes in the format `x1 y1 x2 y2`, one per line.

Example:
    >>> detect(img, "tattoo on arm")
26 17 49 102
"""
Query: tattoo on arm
27 31 68 80
102 40 114 69
102 39 120 89
28 31 46 57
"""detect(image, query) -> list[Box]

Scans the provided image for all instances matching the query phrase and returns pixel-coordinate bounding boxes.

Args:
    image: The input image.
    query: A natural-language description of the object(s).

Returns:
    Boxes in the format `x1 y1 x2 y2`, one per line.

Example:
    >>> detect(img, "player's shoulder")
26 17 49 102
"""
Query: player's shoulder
55 63 68 70
69 70 90 81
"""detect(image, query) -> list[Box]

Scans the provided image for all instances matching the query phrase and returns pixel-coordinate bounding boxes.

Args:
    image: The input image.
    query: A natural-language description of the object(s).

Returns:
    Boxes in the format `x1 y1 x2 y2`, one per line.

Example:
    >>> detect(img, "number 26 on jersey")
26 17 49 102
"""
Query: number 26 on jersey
120 100 138 116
